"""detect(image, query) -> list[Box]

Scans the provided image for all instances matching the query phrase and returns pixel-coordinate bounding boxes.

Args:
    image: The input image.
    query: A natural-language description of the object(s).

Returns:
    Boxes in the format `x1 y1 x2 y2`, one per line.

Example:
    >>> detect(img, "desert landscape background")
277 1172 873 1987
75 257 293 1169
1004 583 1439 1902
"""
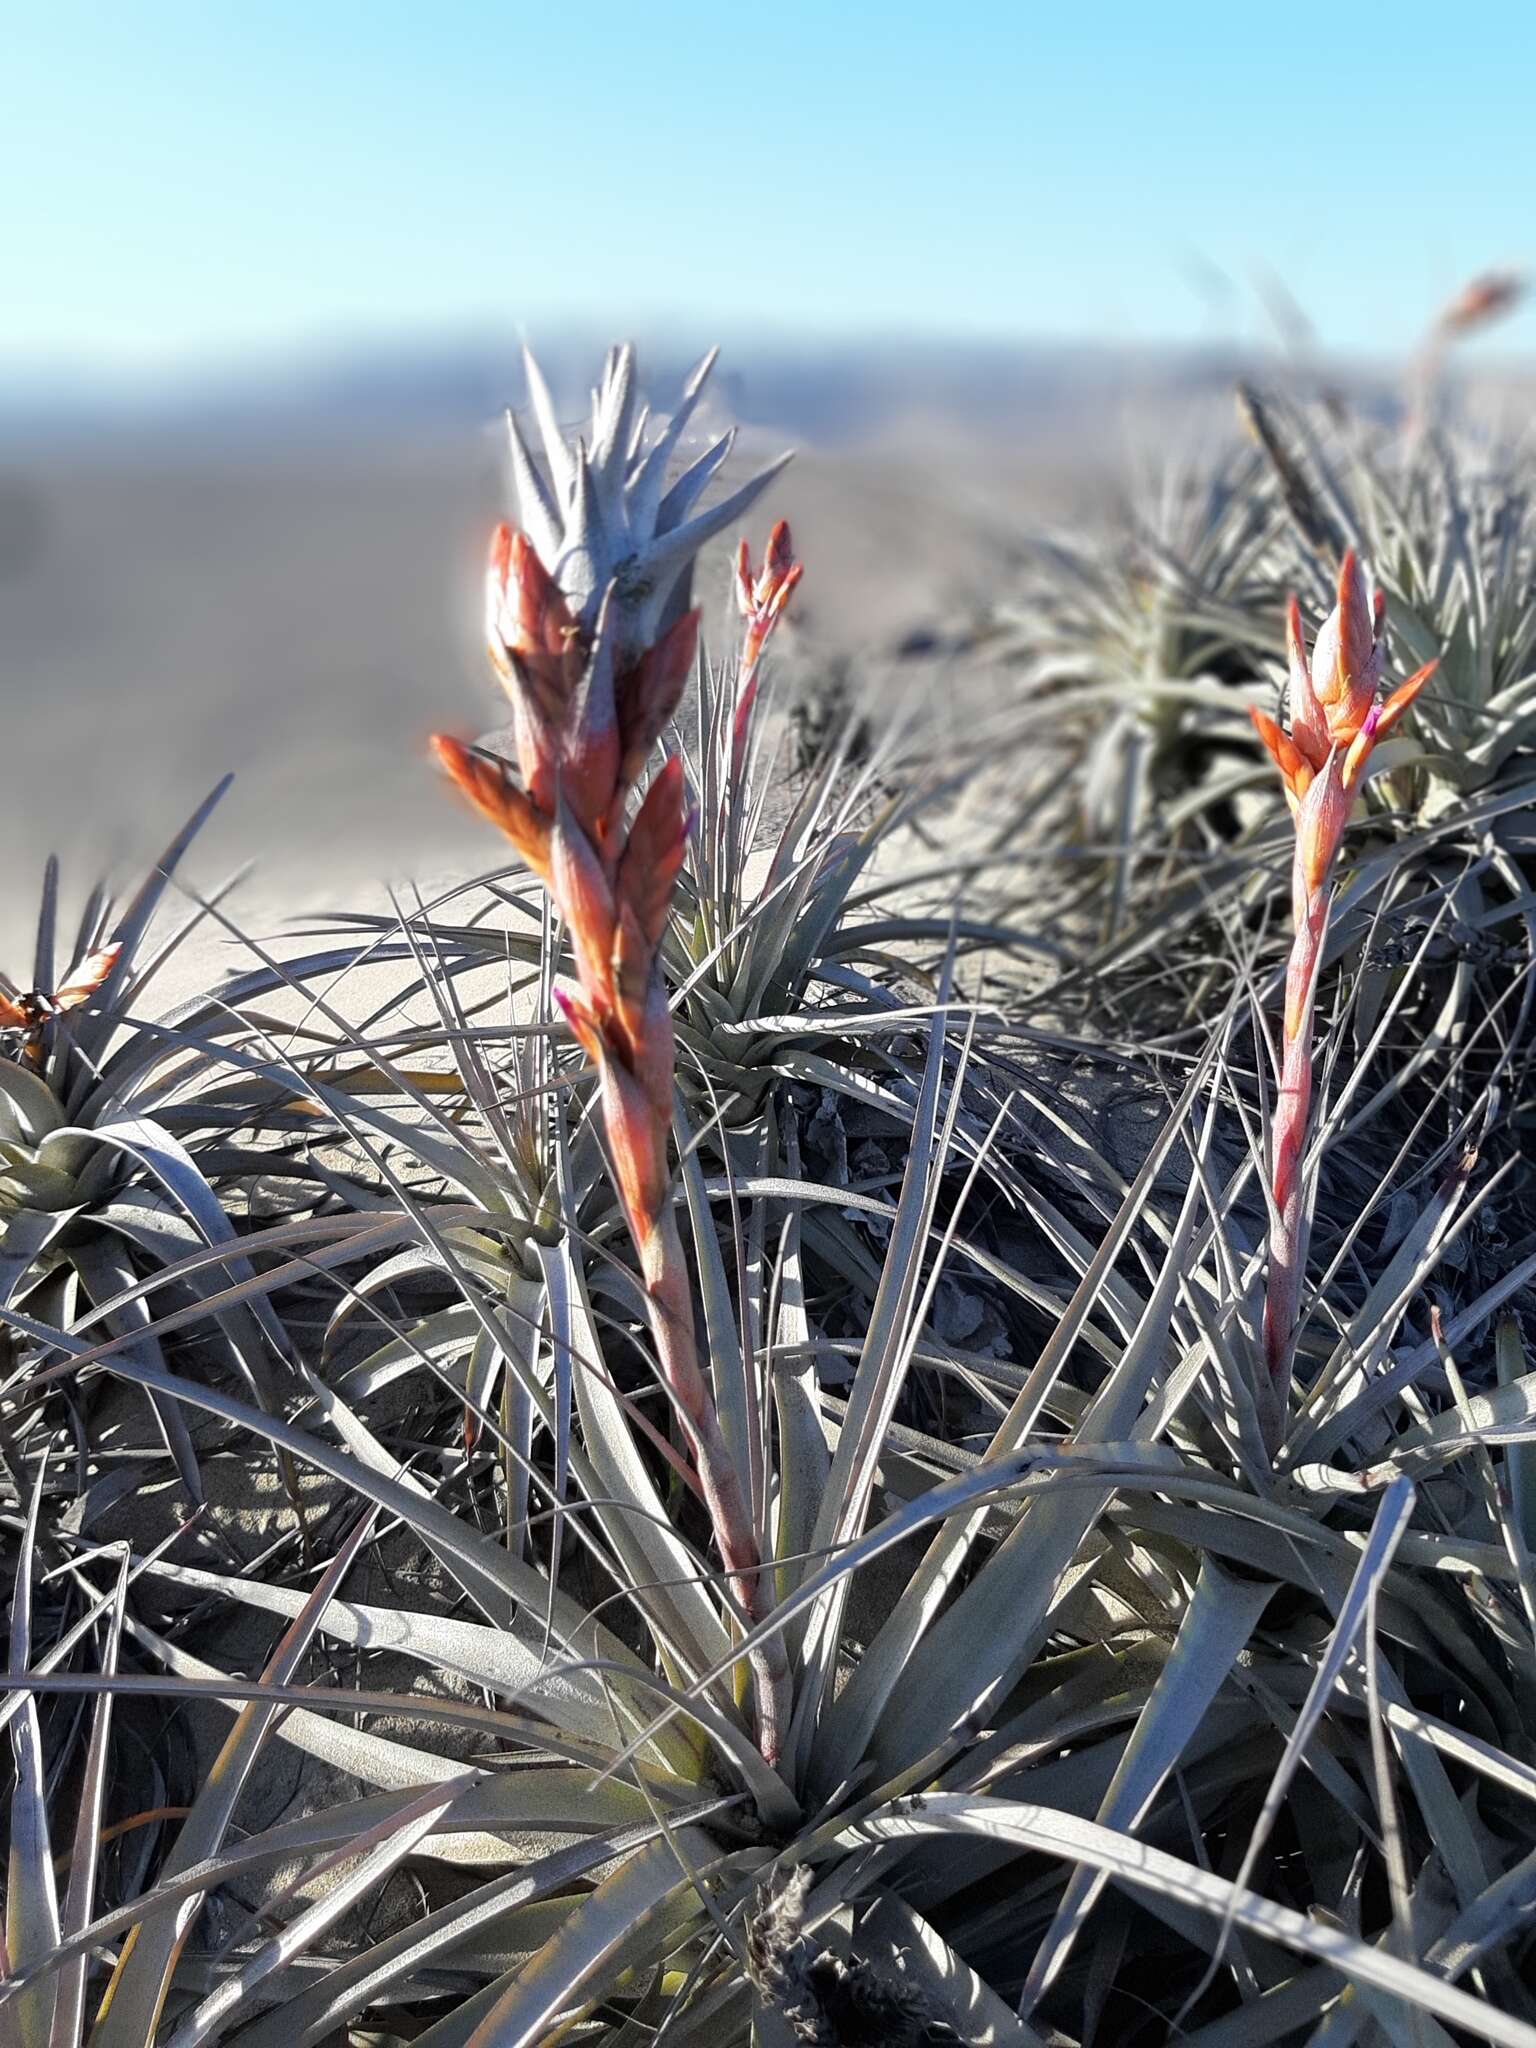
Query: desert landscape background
1 333 1336 964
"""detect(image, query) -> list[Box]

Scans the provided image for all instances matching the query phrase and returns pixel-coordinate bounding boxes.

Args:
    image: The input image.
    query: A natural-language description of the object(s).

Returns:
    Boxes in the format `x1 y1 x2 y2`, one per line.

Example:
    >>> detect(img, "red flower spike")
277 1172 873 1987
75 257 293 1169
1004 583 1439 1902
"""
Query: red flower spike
736 518 803 676
731 521 803 777
1252 551 1439 1453
436 348 795 1760
1267 556 1426 810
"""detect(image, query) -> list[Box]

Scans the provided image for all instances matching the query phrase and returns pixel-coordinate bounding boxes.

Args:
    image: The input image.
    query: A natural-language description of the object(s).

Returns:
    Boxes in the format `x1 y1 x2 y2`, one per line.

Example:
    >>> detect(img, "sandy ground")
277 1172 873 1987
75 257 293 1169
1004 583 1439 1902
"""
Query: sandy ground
0 414 1132 985
7 340 1531 983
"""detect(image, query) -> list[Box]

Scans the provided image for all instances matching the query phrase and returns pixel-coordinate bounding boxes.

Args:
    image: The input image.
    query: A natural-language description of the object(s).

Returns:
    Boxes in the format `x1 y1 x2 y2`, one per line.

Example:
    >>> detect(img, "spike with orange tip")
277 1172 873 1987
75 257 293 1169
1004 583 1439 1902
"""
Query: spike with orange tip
731 519 803 776
1250 553 1438 1457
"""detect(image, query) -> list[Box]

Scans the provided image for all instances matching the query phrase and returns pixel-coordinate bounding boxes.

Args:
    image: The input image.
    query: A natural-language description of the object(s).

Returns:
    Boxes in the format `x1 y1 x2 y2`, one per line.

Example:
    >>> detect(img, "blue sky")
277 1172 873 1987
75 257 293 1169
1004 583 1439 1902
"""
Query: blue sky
7 0 1534 373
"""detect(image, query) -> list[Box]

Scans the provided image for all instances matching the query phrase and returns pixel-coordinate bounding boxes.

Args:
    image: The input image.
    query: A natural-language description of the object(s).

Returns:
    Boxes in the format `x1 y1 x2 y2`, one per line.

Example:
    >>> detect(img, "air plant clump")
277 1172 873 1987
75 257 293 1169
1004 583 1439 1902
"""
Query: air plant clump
432 345 797 1758
1249 550 1436 1451
19 339 1536 2048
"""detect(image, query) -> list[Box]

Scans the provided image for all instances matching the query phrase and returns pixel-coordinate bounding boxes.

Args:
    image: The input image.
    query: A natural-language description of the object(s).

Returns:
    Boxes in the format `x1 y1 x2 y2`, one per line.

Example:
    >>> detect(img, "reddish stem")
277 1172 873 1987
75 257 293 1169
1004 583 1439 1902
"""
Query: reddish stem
639 1209 792 1763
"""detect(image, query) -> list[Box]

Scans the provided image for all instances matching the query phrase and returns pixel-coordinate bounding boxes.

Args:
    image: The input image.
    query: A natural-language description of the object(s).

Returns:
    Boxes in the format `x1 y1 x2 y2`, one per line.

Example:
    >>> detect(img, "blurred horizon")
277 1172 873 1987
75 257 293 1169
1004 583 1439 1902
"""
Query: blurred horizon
6 1 1535 966
8 321 1536 465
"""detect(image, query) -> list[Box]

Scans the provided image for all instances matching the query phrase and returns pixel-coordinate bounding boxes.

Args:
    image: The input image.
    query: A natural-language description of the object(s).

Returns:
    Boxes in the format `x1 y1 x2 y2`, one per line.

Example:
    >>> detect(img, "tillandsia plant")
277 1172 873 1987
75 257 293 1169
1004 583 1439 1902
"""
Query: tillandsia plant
991 448 1283 804
0 788 341 1503
1249 550 1436 1452
432 343 795 1758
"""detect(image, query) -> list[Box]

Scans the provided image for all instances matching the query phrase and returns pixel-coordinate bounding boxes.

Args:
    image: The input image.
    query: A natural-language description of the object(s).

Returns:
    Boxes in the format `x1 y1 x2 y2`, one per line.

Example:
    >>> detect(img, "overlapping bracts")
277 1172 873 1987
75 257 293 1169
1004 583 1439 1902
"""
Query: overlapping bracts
432 346 797 1756
1250 552 1436 1450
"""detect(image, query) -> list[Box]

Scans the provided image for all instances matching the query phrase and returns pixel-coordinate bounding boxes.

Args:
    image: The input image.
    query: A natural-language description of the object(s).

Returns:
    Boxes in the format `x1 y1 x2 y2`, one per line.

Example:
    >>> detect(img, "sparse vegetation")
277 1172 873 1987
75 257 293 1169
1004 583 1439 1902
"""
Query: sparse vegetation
6 341 1536 2048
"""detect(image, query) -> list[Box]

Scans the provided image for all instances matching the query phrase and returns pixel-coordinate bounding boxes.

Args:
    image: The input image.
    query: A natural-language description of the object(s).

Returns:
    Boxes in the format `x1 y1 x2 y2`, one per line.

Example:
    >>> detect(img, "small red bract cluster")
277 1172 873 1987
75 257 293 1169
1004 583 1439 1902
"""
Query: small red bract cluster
1250 550 1436 892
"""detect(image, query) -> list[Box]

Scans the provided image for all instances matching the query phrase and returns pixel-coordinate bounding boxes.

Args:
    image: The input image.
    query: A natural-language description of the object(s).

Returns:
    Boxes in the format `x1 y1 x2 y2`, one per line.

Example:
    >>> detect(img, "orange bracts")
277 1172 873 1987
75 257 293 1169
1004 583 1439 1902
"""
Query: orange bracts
480 523 698 847
735 519 803 678
1250 553 1437 1455
441 513 700 1252
431 734 553 882
1250 552 1435 834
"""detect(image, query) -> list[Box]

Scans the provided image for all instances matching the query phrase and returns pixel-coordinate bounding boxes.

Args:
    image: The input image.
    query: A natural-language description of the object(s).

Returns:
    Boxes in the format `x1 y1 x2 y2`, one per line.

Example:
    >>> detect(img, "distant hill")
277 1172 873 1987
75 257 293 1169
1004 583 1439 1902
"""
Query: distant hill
0 329 1302 456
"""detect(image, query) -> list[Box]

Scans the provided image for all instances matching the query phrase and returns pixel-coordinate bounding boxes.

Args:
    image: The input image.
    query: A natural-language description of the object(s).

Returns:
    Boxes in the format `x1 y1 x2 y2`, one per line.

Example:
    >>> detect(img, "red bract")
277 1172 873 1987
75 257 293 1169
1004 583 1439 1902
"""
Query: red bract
614 608 700 804
430 734 552 882
735 518 803 676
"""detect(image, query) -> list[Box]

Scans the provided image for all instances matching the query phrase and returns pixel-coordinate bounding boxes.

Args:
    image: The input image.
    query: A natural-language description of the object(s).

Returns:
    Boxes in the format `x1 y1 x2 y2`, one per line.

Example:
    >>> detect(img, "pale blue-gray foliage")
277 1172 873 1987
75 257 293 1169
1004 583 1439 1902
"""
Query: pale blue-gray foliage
507 343 792 656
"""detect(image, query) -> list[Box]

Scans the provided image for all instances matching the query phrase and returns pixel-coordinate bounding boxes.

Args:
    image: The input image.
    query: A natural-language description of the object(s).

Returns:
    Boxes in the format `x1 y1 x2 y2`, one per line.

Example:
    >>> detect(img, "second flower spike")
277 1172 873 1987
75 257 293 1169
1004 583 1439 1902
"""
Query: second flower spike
1249 550 1437 1456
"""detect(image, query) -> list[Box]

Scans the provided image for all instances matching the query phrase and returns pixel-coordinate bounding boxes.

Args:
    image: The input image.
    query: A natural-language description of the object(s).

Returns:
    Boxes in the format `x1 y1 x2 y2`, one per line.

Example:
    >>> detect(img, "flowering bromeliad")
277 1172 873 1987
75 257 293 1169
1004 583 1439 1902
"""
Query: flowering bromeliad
1249 551 1436 1453
432 345 796 1759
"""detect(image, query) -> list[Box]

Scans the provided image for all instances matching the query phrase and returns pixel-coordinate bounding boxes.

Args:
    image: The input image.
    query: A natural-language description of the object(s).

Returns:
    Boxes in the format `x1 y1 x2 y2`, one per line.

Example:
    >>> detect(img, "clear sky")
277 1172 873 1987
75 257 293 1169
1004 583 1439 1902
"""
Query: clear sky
6 0 1534 375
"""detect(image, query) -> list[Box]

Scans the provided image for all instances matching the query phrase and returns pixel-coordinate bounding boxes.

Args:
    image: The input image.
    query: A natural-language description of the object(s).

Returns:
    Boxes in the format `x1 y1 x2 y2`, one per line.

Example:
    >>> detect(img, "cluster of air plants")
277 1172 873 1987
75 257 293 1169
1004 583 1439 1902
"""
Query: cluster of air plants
953 436 1291 950
977 273 1534 941
0 787 351 1503
6 343 1536 2048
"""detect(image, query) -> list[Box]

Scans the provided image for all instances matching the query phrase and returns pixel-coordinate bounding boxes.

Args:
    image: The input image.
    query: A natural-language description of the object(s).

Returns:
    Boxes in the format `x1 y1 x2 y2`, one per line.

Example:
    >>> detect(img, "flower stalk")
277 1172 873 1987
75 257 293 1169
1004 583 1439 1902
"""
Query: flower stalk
1250 552 1436 1455
432 347 794 1759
